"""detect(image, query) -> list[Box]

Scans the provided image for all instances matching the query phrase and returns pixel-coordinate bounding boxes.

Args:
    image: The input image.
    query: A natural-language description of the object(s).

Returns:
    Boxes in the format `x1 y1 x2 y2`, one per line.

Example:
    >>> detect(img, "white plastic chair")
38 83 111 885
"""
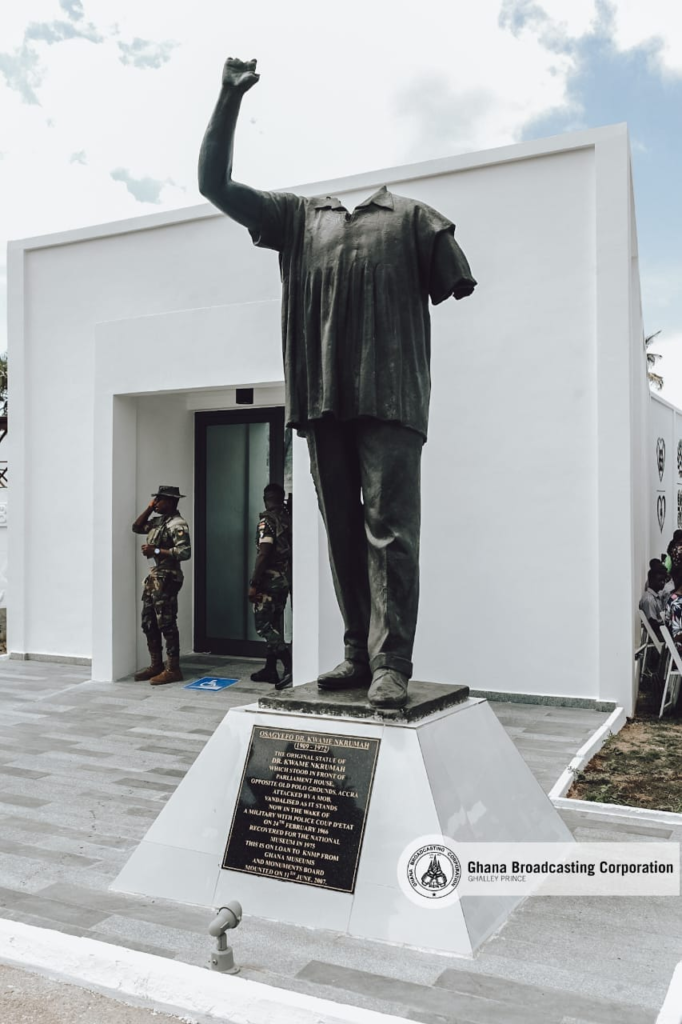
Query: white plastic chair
658 624 682 717
635 609 663 688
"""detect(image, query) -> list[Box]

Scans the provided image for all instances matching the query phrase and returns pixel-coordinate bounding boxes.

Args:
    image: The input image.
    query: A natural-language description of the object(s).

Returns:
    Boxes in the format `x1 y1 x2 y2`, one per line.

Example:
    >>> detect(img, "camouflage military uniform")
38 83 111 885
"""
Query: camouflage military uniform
253 506 291 655
138 514 191 657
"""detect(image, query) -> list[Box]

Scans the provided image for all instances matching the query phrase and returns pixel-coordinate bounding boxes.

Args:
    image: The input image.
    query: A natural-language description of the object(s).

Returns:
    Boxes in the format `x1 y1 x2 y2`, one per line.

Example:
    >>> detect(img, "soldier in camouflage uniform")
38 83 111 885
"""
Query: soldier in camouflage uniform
248 483 292 688
132 485 191 685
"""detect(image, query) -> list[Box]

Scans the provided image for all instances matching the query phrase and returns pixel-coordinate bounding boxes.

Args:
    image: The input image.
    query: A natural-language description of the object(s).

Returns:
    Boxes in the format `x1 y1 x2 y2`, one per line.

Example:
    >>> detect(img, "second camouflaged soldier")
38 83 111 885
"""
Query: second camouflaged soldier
248 483 292 687
132 485 191 685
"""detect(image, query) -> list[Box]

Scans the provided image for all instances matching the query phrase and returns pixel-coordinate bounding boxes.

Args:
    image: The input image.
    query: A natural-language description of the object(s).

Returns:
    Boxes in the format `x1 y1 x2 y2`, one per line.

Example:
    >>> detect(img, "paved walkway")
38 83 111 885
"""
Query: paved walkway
0 656 679 1024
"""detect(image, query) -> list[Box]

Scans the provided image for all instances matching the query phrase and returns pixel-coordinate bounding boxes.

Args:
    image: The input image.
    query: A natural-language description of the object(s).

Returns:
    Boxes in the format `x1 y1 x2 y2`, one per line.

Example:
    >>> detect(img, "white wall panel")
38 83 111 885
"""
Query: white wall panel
9 125 647 709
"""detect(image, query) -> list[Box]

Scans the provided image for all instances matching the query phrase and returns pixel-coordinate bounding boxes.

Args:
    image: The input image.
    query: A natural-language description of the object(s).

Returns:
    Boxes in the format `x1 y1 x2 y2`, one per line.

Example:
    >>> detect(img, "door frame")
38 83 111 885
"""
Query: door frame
194 407 285 656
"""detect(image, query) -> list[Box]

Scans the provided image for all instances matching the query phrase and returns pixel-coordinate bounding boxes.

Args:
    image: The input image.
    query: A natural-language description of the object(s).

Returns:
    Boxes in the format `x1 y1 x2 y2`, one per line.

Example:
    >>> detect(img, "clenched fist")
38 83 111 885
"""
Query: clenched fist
222 57 260 93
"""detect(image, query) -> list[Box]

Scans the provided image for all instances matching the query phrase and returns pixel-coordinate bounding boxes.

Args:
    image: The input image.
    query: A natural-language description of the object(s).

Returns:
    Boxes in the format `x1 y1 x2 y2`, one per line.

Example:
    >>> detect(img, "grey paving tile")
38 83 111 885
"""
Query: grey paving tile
135 744 197 756
0 766 50 780
440 955 659 1015
14 736 81 750
0 673 49 682
112 777 178 792
34 881 146 913
0 884 30 908
116 899 215 933
296 961 564 1024
127 727 210 741
0 793 50 809
435 968 656 1024
11 894 111 929
0 837 101 868
94 914 209 952
0 906 89 939
76 787 169 807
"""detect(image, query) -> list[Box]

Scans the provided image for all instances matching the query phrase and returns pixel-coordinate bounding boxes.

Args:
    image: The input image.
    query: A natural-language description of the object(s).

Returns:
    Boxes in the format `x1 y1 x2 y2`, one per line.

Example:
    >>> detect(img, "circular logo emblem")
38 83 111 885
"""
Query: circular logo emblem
398 836 461 908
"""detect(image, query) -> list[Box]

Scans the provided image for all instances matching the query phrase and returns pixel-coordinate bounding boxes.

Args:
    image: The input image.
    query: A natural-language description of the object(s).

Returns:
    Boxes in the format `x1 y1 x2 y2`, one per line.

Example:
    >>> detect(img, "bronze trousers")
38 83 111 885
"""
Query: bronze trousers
306 417 423 677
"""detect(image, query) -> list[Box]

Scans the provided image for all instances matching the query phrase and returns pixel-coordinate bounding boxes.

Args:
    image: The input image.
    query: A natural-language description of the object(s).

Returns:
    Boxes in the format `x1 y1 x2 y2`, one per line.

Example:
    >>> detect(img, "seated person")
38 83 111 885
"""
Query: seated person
649 558 675 597
639 567 668 640
665 531 682 574
664 565 682 653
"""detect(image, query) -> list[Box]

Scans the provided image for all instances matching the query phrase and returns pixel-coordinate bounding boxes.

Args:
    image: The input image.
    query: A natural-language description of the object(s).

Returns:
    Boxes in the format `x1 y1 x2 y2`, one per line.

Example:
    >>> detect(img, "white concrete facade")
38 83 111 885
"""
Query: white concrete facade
649 395 682 559
8 124 648 712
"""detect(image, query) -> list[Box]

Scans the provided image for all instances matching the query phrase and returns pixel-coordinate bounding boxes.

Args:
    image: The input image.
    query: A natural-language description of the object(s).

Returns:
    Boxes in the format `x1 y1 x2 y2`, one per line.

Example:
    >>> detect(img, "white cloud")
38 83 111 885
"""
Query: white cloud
0 0 680 358
0 1 584 237
503 0 682 75
117 37 177 70
609 0 682 76
0 0 572 355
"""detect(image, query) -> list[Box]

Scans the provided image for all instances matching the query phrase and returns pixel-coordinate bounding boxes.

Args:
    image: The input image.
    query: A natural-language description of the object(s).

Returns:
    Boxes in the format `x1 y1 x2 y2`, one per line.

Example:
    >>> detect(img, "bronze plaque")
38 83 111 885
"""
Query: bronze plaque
222 726 381 893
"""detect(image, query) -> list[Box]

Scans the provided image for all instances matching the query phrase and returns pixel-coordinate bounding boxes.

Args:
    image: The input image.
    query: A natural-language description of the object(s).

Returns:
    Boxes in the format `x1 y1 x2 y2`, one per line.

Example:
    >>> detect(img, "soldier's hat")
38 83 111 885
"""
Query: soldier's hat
152 485 185 499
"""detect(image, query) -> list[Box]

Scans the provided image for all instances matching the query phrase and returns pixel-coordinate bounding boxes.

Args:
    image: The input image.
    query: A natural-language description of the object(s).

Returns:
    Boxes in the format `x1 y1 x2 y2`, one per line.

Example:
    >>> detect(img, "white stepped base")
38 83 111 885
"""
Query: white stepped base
112 696 572 955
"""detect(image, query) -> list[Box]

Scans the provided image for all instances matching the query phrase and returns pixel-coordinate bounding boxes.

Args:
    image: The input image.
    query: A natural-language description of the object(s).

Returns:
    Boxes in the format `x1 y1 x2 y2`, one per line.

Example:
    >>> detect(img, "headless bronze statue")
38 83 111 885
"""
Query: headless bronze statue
199 58 476 708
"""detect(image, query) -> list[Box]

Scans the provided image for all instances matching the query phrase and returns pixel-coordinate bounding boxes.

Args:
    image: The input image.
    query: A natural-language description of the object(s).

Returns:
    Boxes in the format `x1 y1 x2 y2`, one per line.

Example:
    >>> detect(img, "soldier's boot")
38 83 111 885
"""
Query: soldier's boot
275 649 293 690
134 644 163 681
150 656 184 686
250 654 280 684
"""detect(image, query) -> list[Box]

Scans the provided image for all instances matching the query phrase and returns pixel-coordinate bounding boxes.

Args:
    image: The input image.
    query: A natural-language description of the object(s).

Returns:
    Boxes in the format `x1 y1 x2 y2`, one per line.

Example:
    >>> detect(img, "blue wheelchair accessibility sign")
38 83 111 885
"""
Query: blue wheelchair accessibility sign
184 677 238 692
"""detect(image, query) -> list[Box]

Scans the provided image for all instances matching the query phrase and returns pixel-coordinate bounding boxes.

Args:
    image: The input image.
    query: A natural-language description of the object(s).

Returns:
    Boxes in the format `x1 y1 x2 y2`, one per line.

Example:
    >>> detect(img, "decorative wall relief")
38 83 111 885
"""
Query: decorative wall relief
657 438 666 481
0 503 6 528
677 491 682 529
658 494 667 533
677 440 682 479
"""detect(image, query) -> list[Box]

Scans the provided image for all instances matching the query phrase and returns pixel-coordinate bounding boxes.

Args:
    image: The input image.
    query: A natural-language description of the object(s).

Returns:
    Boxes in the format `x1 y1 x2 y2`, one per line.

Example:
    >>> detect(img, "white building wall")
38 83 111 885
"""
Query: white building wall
649 395 682 560
8 124 646 711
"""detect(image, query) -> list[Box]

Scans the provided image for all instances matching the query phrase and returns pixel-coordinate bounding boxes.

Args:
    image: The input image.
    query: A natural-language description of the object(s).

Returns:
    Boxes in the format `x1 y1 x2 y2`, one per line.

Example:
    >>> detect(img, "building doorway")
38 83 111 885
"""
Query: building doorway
194 408 288 656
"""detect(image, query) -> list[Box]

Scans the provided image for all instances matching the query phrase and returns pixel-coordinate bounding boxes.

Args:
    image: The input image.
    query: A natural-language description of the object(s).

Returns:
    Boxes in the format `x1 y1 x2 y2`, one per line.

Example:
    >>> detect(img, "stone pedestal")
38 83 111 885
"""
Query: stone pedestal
112 683 572 956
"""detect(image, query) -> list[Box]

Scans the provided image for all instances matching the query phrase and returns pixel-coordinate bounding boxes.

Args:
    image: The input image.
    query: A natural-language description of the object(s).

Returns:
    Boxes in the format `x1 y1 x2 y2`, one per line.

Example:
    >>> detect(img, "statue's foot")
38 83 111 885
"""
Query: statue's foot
367 668 409 709
317 659 371 690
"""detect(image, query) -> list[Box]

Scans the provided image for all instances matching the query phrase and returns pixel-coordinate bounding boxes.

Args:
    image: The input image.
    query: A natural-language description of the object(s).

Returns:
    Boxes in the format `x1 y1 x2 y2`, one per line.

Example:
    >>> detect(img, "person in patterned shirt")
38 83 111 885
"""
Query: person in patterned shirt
664 564 682 653
132 485 191 685
248 484 292 688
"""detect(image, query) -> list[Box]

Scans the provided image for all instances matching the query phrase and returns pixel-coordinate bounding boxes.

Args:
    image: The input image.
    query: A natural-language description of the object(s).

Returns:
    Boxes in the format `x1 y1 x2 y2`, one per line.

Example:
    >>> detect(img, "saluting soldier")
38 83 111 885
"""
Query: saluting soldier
248 483 292 688
132 485 191 685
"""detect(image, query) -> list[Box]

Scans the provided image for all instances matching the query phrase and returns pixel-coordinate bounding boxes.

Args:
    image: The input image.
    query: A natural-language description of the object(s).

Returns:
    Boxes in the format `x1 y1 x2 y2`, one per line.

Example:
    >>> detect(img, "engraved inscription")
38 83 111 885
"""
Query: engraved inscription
222 727 381 893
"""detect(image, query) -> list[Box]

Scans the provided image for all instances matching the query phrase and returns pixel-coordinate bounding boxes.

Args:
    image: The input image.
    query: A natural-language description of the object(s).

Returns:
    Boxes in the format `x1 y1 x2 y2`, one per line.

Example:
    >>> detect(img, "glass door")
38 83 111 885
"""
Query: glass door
194 408 286 656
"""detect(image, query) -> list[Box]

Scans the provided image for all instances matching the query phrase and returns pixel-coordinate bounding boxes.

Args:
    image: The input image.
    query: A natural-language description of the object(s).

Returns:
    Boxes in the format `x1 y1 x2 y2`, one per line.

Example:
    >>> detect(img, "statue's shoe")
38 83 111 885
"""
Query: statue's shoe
367 668 409 709
317 659 371 690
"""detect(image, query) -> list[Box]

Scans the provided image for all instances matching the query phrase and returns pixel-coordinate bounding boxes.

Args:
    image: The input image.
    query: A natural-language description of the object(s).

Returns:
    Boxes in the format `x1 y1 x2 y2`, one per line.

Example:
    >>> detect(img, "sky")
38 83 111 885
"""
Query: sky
1 0 681 402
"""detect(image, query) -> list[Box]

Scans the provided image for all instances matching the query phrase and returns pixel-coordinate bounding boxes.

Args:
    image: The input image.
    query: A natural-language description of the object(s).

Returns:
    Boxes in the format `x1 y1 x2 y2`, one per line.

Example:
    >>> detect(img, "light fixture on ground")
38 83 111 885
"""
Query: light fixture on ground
208 901 242 973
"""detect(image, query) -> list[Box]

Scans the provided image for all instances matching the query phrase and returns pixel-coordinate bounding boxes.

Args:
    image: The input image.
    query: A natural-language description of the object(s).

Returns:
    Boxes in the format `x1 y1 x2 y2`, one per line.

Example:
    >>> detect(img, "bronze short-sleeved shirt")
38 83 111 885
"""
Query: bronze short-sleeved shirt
250 185 476 440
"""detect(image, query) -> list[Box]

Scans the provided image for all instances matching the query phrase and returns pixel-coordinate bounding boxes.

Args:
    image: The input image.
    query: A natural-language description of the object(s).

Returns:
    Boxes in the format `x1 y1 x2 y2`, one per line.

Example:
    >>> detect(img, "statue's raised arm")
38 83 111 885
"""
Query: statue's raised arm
198 57 264 230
